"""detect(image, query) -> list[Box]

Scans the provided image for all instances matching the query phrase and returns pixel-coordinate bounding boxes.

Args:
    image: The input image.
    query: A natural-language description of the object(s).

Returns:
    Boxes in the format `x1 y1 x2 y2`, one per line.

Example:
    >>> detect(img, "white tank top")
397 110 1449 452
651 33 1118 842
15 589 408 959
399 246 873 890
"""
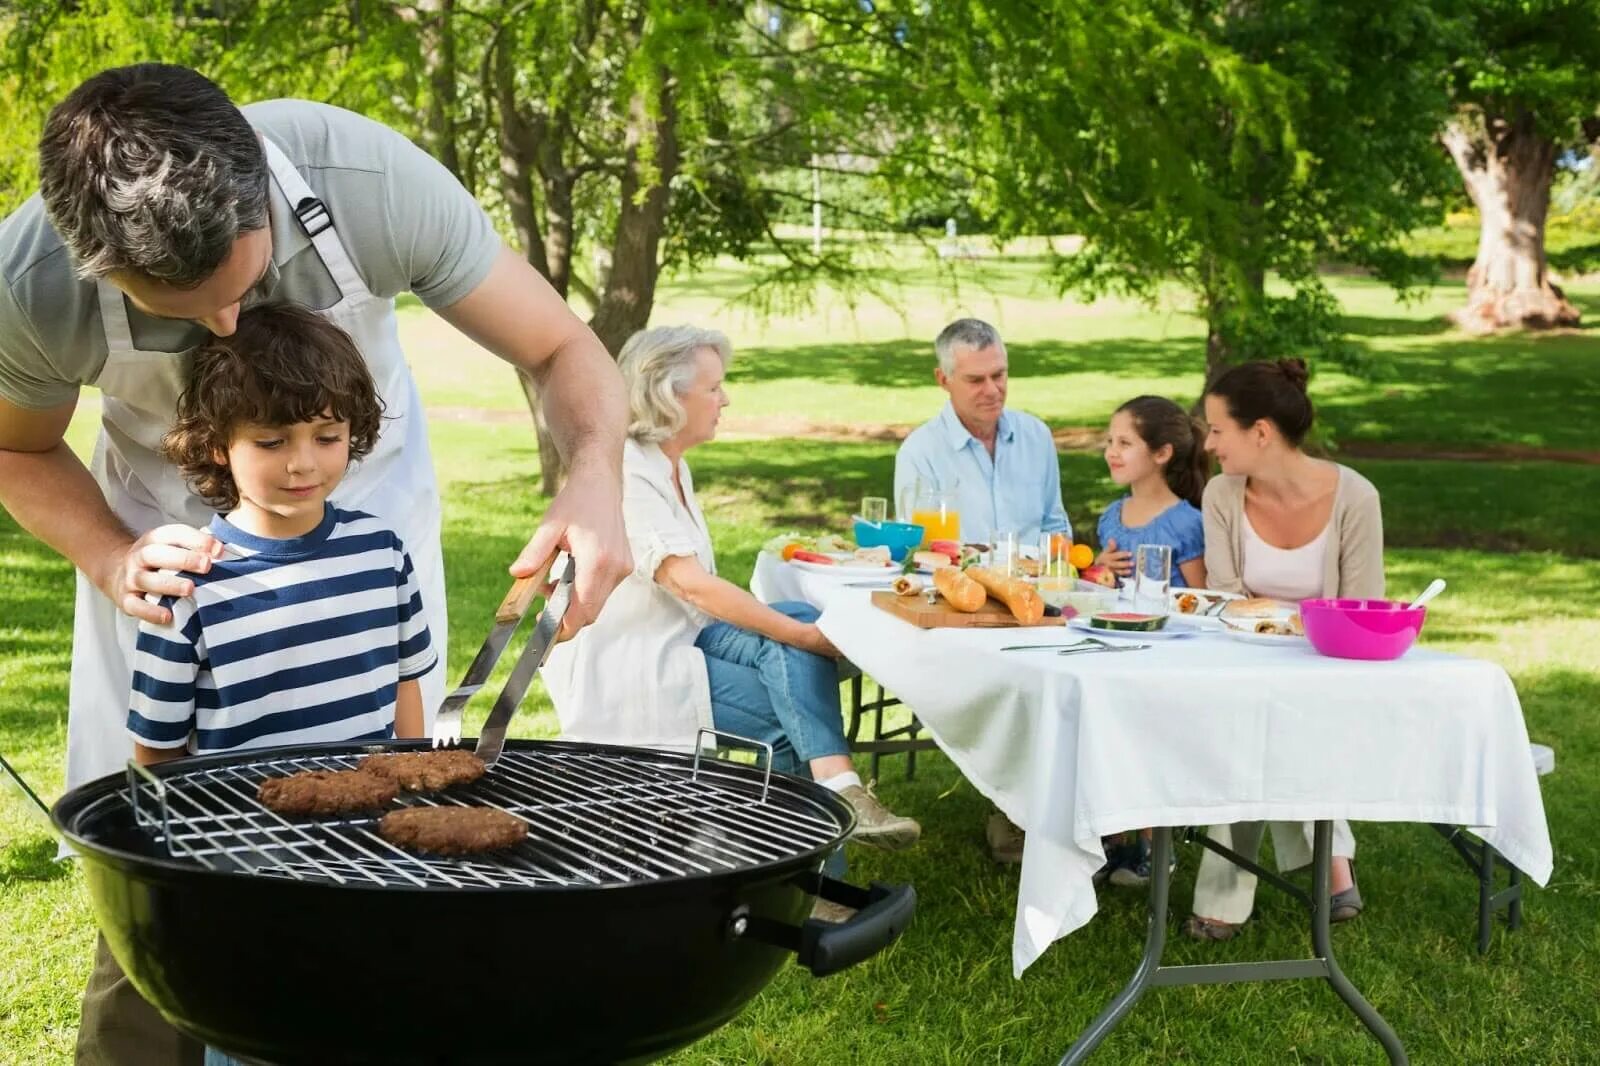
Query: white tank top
1242 514 1329 602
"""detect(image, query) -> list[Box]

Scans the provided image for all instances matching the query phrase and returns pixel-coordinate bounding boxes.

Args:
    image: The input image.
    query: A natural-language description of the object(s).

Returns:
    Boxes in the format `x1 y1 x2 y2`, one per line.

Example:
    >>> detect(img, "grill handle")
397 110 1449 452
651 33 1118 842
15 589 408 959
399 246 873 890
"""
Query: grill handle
736 875 917 978
692 728 774 803
126 759 174 849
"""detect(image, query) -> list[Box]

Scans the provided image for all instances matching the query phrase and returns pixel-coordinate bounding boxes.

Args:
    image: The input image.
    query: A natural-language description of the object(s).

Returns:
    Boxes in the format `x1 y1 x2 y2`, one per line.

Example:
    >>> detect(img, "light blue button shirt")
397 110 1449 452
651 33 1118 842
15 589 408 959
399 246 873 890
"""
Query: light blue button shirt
893 402 1071 544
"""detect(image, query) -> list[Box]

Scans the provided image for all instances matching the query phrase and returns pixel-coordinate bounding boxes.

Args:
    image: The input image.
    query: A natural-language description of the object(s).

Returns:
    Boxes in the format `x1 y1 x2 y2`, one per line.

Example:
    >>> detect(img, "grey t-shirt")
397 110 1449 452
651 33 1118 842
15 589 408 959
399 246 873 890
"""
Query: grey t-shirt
0 99 501 410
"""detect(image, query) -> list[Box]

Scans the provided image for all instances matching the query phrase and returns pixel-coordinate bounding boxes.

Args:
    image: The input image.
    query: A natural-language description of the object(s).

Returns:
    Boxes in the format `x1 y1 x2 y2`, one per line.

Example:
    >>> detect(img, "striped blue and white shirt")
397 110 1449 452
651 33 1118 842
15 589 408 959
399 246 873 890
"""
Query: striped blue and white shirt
127 505 436 755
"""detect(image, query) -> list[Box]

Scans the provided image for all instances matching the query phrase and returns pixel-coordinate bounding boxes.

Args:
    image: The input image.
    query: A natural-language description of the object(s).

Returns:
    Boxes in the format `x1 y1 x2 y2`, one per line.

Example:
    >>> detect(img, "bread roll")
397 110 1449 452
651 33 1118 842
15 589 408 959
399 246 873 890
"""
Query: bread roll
933 566 986 612
966 566 1045 625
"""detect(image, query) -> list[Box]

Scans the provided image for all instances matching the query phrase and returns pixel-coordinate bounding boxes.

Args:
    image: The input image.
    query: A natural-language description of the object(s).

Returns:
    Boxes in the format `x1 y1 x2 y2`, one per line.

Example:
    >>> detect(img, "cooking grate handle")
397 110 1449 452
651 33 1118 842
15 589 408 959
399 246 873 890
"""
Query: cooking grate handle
692 728 774 803
126 759 174 851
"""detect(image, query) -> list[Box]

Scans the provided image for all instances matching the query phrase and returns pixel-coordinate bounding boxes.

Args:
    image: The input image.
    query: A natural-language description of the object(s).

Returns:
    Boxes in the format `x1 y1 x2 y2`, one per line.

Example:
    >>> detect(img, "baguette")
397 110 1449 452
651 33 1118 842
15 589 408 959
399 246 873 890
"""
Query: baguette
966 566 1045 625
932 566 986 612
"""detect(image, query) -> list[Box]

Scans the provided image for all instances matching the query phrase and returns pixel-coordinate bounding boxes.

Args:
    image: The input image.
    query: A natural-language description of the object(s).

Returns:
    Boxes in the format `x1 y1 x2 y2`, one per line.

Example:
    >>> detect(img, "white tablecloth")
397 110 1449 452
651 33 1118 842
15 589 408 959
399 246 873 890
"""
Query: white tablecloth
774 576 1553 978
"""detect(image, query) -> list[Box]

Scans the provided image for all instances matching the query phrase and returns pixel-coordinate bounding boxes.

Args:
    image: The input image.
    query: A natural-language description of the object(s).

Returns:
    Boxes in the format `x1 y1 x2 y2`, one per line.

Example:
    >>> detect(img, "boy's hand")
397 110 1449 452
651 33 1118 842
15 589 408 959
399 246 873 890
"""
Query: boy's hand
98 524 225 625
1096 537 1134 577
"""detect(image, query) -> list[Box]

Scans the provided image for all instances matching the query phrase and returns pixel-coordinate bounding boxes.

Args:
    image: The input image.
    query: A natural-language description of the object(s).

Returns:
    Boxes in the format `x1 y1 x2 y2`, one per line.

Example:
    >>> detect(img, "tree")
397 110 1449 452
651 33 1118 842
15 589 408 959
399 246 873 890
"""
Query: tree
1442 0 1600 332
2 1 925 493
902 0 1459 377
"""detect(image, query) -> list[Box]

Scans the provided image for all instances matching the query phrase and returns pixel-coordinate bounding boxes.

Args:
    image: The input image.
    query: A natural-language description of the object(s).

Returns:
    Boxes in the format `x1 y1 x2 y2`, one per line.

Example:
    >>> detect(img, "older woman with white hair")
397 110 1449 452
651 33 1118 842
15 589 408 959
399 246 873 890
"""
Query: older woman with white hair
543 324 920 850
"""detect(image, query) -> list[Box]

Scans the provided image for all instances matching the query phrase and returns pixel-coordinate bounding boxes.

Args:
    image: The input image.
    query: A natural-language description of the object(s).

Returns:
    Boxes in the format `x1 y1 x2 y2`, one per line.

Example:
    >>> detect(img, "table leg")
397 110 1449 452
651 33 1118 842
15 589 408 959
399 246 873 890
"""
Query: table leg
1308 821 1409 1065
1058 828 1175 1065
1060 822 1408 1064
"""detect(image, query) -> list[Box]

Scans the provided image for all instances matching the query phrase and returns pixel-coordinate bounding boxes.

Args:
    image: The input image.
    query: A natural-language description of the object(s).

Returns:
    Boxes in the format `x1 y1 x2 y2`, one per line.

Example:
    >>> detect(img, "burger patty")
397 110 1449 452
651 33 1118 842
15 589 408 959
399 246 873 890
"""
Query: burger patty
378 806 528 856
257 770 399 817
357 750 487 792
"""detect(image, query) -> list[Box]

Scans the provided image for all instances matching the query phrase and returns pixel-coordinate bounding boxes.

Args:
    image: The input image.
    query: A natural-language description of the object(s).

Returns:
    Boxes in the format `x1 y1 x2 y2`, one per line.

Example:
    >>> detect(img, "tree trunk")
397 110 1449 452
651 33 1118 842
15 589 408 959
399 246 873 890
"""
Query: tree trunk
1442 111 1579 333
416 0 461 181
491 31 563 494
588 69 679 356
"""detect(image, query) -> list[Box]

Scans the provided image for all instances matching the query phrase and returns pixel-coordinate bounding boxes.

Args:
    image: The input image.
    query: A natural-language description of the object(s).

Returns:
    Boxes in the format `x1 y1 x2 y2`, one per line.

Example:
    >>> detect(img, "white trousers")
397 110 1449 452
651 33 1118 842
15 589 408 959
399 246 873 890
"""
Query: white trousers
1191 819 1356 925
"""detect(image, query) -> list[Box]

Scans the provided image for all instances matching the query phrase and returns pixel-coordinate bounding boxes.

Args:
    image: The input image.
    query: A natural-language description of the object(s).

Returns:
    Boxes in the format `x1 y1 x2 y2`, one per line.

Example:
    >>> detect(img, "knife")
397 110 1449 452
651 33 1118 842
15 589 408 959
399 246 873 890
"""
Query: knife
475 555 575 766
430 573 542 747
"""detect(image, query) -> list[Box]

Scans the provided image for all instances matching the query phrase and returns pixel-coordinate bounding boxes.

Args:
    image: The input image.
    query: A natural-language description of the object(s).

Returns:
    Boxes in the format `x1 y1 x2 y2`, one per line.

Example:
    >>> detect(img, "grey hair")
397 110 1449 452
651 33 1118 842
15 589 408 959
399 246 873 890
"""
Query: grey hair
617 325 734 444
38 64 270 287
934 317 1005 375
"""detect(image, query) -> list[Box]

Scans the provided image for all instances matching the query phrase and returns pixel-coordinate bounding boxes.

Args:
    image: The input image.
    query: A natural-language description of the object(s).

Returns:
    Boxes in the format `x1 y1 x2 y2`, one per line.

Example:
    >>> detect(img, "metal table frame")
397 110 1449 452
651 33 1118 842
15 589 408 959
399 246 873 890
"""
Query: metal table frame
1060 821 1407 1065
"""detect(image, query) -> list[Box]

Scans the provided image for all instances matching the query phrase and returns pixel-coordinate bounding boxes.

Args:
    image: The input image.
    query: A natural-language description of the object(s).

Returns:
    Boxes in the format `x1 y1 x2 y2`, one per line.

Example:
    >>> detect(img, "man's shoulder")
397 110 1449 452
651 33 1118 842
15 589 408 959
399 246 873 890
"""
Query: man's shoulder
245 100 405 169
898 414 948 455
0 196 70 284
1006 408 1054 442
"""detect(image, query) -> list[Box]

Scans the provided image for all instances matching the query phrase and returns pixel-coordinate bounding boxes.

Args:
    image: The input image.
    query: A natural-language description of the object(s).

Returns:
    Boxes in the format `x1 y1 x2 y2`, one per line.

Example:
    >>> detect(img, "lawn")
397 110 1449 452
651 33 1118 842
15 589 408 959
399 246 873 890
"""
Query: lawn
2 258 1598 1064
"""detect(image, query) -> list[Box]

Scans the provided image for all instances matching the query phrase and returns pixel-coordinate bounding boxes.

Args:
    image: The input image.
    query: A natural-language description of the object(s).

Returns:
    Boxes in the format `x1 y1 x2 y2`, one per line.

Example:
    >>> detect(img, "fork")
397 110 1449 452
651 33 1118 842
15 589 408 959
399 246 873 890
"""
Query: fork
1058 642 1150 655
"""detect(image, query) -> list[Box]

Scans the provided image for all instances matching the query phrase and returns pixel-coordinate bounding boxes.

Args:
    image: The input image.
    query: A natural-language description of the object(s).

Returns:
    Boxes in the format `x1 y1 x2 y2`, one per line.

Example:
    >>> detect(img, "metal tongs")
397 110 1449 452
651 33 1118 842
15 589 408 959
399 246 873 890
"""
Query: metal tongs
472 554 576 767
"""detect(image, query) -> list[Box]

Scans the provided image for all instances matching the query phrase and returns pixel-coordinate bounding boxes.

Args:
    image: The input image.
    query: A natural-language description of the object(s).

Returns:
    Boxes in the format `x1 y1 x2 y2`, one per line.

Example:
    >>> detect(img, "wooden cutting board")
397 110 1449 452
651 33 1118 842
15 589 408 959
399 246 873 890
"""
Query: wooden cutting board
871 590 1066 629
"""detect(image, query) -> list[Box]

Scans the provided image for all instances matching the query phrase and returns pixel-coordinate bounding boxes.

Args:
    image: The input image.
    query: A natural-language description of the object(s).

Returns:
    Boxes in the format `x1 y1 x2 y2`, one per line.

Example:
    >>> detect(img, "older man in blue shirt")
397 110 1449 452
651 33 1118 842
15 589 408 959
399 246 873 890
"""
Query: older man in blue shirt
894 318 1071 546
894 318 1072 865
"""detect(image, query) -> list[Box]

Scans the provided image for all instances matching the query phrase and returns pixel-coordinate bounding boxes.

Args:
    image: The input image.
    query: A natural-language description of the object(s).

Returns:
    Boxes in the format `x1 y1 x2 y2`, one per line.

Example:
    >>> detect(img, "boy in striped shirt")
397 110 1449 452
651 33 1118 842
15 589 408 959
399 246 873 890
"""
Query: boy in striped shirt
128 305 435 764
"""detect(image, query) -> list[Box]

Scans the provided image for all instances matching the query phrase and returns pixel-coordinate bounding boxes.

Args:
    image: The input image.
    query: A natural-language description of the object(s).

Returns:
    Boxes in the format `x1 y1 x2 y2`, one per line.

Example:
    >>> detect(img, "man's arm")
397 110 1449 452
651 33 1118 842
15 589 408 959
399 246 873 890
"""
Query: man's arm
435 247 631 635
0 391 220 624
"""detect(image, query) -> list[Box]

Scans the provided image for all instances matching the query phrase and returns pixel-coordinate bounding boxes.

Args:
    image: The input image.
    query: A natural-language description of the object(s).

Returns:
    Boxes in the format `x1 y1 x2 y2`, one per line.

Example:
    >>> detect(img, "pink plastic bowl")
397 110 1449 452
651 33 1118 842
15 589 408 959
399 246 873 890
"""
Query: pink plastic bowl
1300 598 1427 661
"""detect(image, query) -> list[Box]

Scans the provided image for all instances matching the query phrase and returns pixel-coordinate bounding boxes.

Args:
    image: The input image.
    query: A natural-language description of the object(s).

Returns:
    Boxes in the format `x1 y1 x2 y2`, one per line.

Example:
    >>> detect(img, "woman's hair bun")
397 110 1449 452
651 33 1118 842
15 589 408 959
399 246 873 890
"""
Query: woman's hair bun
1276 358 1310 393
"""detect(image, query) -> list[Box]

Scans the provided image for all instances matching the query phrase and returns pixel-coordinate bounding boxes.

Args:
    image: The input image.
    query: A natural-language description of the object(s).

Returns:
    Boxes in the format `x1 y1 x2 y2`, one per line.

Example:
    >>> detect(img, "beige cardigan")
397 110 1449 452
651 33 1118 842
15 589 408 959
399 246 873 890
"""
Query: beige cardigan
1202 464 1385 600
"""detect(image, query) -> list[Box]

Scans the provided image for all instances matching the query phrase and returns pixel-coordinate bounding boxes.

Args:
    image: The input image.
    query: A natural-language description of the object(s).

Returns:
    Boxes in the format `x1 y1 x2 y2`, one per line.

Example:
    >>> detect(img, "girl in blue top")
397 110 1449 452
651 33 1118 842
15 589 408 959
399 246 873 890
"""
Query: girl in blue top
1097 395 1209 589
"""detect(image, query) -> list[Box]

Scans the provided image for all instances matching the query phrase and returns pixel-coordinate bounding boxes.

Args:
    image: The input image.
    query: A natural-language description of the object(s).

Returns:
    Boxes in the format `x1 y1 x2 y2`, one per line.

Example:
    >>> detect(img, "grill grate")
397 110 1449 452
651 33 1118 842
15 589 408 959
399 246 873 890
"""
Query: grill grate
123 746 843 890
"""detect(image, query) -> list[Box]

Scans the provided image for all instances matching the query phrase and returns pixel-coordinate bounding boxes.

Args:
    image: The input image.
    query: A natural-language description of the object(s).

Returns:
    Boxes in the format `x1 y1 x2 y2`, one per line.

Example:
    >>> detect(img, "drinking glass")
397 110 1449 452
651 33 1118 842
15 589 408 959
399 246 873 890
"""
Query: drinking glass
990 531 1023 577
1134 544 1173 615
1036 533 1075 610
860 496 889 525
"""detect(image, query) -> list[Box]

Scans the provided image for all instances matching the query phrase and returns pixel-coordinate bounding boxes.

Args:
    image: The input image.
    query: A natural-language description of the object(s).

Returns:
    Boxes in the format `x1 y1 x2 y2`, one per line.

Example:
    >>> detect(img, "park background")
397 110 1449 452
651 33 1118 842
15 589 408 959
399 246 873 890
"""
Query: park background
2 2 1598 1062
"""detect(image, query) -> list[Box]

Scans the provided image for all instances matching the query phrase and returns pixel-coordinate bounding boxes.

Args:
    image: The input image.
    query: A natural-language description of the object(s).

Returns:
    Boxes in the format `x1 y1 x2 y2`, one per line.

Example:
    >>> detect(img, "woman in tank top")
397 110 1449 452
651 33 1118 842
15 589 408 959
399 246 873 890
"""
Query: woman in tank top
1185 358 1385 941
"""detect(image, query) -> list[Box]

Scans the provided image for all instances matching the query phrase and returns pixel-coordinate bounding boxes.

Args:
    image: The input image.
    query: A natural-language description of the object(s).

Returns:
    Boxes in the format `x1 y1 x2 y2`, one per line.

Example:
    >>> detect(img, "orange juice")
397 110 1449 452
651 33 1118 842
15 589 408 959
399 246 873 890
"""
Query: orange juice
912 508 961 546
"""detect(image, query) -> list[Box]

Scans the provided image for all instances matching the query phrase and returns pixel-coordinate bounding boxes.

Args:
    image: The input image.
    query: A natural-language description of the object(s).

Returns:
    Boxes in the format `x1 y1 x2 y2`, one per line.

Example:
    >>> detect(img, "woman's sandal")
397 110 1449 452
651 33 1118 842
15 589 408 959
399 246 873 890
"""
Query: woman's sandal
1330 859 1363 923
1183 915 1243 941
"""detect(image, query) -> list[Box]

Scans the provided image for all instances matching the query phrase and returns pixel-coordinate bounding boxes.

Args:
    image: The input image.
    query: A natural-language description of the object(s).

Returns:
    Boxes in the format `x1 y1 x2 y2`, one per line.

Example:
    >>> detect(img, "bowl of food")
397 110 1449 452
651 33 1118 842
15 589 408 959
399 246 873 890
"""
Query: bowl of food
853 519 925 562
1300 598 1426 661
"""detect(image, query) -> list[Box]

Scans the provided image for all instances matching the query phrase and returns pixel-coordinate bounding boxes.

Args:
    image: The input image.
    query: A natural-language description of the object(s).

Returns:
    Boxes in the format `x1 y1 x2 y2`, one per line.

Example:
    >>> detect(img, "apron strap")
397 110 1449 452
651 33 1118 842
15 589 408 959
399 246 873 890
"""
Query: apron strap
95 282 136 355
259 137 369 302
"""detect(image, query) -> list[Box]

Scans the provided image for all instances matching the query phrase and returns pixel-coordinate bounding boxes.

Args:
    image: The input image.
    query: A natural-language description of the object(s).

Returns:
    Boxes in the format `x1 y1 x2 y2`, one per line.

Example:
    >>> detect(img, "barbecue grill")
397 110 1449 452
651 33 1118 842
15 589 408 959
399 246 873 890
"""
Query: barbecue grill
52 737 915 1065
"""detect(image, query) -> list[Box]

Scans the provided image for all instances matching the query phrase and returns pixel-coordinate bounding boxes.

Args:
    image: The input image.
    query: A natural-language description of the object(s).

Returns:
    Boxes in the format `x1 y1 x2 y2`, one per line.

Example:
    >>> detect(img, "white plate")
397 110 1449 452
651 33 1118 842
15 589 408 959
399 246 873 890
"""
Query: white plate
788 556 895 576
1221 626 1308 647
1169 587 1241 615
1068 616 1199 640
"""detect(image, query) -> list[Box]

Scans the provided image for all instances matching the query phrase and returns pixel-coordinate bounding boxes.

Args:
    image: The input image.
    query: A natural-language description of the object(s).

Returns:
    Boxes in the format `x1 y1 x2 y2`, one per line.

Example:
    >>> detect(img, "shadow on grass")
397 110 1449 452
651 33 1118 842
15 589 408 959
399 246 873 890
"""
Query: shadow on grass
1340 315 1453 338
0 835 71 886
729 337 1198 389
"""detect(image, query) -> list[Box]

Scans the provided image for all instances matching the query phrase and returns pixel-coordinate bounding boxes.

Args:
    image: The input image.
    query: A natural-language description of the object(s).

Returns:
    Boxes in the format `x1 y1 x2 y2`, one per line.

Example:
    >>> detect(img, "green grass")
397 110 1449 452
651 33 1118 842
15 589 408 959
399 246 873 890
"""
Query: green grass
4 256 1600 1064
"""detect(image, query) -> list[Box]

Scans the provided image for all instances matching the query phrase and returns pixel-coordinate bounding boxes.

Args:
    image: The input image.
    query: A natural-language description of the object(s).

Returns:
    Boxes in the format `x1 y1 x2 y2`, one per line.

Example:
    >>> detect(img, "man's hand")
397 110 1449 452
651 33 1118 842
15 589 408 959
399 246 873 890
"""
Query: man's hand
96 525 224 625
512 460 632 638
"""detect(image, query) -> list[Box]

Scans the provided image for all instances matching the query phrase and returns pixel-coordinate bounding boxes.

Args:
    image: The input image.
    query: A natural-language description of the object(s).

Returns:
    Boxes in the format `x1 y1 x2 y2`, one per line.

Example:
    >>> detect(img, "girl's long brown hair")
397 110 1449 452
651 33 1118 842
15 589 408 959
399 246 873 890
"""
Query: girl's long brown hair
1116 395 1209 508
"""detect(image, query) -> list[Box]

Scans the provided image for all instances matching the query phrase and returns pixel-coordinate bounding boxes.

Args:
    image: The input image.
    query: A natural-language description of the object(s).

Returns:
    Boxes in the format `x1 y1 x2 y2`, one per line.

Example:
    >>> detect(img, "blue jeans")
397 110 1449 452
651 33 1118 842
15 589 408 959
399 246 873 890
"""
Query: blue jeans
696 601 850 779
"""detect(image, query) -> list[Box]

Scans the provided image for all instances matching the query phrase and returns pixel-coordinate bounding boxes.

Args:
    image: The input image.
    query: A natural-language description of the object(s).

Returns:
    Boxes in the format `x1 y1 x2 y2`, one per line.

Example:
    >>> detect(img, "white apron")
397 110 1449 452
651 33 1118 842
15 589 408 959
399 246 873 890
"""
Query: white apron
64 138 448 791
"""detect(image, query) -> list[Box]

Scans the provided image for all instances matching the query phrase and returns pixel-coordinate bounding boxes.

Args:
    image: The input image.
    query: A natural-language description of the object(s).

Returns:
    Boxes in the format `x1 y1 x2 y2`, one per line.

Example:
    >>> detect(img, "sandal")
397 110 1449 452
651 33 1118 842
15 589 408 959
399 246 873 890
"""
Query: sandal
1330 859 1363 923
1183 915 1242 941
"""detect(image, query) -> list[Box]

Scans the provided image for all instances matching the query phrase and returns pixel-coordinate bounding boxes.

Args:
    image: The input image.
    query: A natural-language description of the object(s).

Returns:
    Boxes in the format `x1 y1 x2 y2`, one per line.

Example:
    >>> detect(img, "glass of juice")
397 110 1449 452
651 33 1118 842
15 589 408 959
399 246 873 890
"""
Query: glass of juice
912 482 961 547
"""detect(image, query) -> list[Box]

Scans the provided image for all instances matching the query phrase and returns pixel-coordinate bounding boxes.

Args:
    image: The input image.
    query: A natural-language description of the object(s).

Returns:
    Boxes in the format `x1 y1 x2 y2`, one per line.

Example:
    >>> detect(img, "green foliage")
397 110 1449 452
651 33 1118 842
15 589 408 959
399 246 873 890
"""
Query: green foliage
899 0 1458 370
1451 0 1600 142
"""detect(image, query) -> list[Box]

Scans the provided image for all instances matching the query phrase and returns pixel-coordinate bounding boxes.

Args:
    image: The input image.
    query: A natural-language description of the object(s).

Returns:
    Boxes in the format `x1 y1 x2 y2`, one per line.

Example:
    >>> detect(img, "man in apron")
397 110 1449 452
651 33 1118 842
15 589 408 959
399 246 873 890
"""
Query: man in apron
0 64 631 1064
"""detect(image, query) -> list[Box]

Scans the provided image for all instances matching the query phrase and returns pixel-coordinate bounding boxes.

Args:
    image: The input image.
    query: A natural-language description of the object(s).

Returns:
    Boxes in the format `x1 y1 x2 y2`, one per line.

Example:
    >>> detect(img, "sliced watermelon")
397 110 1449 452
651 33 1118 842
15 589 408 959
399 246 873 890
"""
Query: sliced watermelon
1089 612 1168 632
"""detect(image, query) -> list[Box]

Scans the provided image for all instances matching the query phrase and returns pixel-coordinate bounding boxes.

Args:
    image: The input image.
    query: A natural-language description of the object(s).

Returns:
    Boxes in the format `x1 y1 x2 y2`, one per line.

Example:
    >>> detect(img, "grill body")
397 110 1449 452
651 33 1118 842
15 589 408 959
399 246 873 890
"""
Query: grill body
53 739 862 1066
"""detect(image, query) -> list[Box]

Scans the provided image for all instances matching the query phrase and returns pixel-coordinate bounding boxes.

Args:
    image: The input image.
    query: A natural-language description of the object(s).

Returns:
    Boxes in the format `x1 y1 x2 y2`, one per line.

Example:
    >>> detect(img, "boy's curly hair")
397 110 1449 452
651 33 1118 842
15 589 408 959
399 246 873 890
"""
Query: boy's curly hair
162 305 384 510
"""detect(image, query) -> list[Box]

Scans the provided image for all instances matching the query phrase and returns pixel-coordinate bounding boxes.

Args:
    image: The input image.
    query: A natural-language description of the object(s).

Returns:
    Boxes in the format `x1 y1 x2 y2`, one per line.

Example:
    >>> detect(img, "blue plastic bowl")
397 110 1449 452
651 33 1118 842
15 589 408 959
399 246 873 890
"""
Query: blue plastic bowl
854 519 925 561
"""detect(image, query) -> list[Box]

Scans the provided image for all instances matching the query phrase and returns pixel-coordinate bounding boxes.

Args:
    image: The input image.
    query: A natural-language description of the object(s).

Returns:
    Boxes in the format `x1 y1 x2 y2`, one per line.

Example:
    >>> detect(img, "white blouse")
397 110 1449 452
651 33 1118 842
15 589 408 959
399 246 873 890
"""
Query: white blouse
543 439 717 751
1241 513 1330 603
